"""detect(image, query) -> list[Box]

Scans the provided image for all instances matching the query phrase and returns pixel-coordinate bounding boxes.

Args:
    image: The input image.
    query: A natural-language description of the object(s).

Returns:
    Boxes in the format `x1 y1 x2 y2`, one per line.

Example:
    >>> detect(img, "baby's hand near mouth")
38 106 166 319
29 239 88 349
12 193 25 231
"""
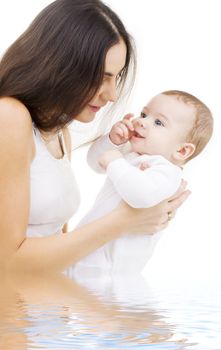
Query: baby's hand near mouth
109 114 134 145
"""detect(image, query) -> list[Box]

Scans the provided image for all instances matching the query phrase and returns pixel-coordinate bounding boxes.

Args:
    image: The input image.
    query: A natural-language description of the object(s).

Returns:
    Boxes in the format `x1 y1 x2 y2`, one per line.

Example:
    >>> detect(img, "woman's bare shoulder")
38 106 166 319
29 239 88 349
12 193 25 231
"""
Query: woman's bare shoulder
0 97 32 127
0 97 33 141
0 97 34 157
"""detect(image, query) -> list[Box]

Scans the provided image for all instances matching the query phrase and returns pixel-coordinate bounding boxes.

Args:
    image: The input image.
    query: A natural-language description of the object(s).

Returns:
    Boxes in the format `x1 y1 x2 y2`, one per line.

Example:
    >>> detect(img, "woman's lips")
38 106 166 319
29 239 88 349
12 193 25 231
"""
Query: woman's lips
89 105 101 113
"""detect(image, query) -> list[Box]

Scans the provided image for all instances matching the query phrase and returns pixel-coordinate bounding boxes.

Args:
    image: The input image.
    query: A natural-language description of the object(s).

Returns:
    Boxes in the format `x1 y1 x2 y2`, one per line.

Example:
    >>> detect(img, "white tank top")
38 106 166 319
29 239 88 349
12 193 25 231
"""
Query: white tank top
27 125 80 237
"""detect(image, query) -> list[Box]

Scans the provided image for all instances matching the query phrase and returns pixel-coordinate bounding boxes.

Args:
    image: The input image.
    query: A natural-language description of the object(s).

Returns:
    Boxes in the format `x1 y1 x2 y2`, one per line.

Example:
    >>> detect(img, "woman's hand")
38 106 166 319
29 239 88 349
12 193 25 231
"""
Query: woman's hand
117 180 190 235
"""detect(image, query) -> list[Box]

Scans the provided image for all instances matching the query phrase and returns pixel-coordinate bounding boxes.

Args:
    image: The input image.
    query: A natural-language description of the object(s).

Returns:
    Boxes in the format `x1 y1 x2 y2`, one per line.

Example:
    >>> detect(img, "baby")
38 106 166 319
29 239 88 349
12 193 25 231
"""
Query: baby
72 90 213 275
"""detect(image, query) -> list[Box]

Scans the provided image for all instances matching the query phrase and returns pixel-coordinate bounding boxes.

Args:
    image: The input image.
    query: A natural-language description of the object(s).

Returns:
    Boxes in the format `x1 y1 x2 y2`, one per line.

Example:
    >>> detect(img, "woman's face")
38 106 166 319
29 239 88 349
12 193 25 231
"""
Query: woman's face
75 39 127 123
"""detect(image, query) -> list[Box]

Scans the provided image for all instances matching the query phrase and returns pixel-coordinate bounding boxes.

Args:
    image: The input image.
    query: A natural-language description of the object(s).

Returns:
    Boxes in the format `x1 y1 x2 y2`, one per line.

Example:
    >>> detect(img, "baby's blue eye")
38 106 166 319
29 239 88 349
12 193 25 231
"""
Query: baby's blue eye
154 119 164 127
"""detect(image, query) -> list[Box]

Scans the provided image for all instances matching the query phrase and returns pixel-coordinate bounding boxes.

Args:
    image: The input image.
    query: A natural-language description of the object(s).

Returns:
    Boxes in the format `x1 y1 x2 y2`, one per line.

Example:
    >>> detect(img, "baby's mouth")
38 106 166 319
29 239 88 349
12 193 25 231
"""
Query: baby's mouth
133 130 145 138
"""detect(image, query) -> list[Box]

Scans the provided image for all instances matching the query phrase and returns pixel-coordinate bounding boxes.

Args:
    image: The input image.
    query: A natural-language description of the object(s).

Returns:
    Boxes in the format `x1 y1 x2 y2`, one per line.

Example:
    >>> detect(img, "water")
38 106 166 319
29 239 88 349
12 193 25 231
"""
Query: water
1 272 221 350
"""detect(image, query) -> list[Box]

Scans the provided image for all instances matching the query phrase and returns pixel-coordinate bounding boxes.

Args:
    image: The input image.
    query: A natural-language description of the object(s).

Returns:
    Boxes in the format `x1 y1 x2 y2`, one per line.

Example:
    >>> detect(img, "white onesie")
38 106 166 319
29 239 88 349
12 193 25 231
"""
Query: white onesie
72 135 182 275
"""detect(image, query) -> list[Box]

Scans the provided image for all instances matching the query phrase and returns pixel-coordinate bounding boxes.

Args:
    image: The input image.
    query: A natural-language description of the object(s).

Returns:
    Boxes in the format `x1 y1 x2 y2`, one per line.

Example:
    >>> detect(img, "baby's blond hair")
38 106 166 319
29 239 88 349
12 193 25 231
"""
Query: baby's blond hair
162 90 213 162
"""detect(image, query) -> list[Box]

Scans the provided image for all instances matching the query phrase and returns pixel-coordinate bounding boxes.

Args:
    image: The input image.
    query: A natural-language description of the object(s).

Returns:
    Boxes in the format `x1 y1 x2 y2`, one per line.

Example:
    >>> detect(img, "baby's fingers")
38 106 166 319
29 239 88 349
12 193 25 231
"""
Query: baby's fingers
139 162 150 171
123 113 134 120
115 123 130 139
123 114 134 132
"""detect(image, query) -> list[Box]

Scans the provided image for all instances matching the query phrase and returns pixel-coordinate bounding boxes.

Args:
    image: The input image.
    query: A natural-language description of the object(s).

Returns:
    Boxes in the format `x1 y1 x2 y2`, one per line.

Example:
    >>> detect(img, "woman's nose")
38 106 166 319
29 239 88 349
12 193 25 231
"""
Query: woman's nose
106 86 117 102
101 81 118 103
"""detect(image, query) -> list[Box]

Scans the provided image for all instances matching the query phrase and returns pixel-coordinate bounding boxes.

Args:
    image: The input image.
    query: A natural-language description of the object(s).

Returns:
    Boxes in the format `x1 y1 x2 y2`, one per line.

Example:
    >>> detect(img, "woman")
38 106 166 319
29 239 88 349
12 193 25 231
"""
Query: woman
0 0 189 274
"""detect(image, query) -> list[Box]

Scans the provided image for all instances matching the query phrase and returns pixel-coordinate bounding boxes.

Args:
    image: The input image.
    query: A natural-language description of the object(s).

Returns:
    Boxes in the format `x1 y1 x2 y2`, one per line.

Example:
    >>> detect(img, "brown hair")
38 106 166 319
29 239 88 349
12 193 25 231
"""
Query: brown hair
0 0 136 131
162 90 213 161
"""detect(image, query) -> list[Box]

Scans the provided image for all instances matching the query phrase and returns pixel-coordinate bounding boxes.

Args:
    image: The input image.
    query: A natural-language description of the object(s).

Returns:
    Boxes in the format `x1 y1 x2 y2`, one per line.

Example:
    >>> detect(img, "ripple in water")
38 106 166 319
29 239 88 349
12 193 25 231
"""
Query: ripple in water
1 273 221 349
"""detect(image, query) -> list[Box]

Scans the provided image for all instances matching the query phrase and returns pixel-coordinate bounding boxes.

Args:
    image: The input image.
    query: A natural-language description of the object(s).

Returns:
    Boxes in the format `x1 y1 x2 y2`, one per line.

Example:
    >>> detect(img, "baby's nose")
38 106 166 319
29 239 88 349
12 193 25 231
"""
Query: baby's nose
136 118 147 128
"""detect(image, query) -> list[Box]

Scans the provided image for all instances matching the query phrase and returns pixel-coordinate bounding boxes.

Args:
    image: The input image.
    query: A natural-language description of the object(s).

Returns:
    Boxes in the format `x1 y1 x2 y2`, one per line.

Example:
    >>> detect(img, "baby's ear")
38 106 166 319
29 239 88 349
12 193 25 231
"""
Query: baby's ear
173 143 196 162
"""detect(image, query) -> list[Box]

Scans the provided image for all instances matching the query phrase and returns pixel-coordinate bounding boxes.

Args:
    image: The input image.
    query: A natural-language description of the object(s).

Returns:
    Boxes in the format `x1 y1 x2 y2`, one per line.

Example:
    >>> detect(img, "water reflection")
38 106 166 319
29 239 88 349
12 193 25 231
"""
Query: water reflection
0 271 220 349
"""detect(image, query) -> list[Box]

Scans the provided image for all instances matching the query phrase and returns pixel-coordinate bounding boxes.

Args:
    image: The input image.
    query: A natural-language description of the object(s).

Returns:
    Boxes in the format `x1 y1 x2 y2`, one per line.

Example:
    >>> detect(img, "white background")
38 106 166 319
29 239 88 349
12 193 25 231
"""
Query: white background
0 1 220 282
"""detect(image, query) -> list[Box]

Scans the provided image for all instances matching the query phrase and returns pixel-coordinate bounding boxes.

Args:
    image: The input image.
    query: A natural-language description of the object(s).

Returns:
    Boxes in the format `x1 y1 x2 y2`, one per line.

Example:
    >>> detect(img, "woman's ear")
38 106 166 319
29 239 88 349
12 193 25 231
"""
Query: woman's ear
173 143 196 162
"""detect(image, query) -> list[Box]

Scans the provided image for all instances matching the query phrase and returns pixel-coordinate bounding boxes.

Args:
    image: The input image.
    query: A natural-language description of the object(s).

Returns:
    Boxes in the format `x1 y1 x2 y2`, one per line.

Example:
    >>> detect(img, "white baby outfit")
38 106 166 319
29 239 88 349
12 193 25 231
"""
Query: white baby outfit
71 135 182 275
27 125 80 238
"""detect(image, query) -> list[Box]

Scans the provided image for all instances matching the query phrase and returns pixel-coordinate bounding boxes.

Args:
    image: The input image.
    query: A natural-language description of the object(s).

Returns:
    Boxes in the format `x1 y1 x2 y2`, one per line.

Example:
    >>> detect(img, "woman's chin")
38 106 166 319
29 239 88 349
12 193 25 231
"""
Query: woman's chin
75 111 96 123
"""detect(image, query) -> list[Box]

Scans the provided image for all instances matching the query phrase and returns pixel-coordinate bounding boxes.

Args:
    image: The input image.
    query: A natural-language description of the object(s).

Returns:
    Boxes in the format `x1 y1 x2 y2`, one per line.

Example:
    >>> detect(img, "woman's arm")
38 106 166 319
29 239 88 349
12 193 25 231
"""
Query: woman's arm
8 183 189 275
0 98 33 261
0 99 124 274
0 98 189 275
118 179 190 233
9 185 189 275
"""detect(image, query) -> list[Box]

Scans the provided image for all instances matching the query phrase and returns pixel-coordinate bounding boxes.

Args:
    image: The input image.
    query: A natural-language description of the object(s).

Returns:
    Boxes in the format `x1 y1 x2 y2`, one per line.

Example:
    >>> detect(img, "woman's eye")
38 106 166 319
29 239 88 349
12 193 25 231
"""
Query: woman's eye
154 119 164 127
140 112 147 118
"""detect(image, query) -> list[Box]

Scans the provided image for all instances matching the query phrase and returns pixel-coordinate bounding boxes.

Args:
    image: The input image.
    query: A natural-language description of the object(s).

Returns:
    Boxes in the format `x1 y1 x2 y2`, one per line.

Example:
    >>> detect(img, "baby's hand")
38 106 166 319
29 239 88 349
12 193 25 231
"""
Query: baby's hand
98 150 123 170
109 114 134 145
139 161 150 171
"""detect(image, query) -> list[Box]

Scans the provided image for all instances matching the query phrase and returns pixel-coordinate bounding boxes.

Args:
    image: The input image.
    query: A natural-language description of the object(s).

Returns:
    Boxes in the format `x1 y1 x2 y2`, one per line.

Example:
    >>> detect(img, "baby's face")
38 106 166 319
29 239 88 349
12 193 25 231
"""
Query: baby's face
130 94 196 162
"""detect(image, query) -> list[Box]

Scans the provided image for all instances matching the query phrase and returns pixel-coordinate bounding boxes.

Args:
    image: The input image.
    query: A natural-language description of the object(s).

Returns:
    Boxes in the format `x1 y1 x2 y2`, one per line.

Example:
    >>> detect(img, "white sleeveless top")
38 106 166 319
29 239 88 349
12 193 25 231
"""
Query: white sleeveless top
27 125 80 237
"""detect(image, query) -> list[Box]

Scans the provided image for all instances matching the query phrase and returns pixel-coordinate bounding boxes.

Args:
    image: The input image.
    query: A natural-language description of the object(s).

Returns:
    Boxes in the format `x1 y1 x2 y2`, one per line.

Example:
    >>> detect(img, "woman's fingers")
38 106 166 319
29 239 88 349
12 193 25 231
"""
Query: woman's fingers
158 179 190 222
168 179 187 201
118 178 191 236
168 190 191 212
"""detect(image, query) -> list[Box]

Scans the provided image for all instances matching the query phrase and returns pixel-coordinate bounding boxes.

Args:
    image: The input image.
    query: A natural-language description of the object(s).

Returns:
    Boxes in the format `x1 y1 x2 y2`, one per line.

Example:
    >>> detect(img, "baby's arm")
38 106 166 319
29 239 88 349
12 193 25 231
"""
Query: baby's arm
87 114 133 173
87 134 124 173
105 156 182 208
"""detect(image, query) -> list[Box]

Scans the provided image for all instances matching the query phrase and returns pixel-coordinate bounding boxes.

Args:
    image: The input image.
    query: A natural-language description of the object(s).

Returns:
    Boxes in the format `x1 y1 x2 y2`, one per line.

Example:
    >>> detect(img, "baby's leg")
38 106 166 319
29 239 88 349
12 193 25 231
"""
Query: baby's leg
111 232 163 273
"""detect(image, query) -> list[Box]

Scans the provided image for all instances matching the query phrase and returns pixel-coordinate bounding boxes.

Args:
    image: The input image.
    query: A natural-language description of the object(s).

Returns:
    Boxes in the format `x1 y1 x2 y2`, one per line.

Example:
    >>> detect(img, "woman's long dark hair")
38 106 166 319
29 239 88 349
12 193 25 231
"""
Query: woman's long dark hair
0 0 135 131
